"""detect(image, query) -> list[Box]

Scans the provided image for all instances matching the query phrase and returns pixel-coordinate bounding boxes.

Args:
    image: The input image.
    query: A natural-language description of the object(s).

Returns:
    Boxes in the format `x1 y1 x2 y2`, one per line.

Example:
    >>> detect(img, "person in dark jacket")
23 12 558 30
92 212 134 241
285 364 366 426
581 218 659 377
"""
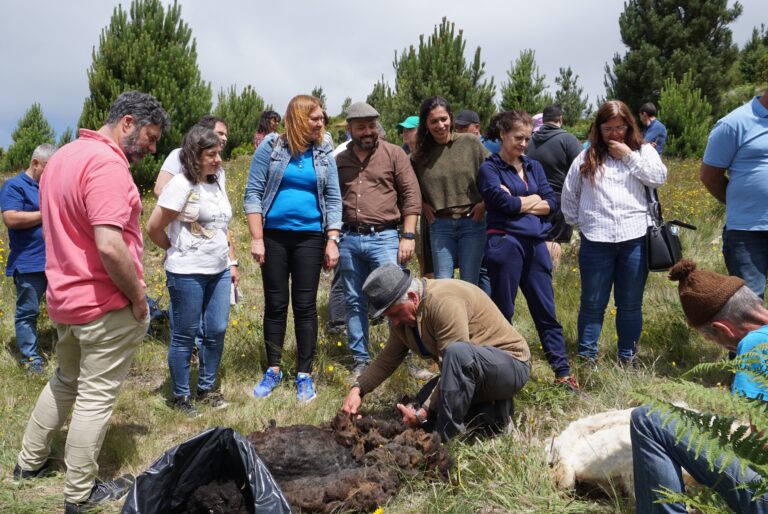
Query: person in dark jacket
525 105 582 265
479 110 578 392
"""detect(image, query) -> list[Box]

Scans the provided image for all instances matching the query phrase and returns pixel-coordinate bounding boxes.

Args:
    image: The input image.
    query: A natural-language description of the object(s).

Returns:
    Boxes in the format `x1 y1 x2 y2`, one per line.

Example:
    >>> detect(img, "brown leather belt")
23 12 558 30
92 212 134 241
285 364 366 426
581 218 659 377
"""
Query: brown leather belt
342 222 398 234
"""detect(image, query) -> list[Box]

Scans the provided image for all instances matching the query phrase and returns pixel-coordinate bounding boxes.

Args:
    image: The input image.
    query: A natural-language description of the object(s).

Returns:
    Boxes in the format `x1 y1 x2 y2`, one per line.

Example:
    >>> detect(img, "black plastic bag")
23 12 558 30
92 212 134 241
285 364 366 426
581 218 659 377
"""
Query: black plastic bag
121 426 291 514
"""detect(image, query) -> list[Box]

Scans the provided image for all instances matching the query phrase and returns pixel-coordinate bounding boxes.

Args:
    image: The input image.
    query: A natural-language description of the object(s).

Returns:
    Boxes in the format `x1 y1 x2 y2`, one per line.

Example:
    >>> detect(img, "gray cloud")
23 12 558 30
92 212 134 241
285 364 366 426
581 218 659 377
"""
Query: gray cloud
0 0 763 149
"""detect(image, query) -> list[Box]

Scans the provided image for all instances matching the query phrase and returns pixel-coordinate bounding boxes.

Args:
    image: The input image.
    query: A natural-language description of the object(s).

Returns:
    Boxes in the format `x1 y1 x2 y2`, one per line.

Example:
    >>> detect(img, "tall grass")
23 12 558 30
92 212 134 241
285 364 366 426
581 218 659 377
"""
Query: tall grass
0 156 729 513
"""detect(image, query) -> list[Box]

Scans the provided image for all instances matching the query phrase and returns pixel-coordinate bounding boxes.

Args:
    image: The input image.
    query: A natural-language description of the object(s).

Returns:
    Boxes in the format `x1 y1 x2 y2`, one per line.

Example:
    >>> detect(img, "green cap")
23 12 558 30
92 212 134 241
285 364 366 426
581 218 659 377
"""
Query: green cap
396 115 419 132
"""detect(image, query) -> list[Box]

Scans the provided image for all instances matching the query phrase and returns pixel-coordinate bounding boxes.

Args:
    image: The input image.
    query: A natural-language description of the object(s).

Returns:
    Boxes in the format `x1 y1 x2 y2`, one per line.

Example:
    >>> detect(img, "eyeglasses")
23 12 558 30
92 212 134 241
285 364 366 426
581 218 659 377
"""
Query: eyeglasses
601 125 628 134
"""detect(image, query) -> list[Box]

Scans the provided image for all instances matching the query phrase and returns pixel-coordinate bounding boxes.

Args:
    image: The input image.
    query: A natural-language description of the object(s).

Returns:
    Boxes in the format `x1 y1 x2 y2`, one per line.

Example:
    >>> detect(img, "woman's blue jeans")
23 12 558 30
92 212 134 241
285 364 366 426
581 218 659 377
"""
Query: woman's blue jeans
167 269 231 397
429 216 486 285
577 234 648 361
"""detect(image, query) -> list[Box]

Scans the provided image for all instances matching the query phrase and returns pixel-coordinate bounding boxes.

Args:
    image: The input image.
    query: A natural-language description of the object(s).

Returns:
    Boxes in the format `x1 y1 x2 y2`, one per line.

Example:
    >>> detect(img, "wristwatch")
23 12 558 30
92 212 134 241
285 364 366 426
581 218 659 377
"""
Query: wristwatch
328 235 341 243
414 408 429 426
621 153 632 164
227 259 239 267
400 232 416 240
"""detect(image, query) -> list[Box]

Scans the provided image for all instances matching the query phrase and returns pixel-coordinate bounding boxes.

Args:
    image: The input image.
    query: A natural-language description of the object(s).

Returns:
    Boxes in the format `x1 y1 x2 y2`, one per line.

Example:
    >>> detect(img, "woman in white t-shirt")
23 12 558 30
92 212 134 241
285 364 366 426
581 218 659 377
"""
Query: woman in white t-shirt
147 126 236 417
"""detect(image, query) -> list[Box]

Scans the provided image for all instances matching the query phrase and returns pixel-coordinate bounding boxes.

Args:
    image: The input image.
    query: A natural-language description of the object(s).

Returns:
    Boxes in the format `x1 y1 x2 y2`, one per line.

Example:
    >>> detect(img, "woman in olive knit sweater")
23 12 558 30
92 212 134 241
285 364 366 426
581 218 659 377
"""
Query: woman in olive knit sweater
412 96 489 285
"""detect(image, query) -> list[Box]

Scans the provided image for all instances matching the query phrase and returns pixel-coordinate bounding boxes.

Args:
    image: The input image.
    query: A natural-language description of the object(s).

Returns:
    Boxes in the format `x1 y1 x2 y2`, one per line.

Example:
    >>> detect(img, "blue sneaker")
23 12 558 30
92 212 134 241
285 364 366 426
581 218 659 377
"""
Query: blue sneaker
296 373 317 403
253 368 283 398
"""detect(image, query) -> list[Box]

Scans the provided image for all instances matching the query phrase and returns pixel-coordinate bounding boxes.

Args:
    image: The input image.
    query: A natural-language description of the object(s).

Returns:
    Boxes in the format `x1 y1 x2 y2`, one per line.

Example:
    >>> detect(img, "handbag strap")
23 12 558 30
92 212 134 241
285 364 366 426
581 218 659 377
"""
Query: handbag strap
644 186 663 226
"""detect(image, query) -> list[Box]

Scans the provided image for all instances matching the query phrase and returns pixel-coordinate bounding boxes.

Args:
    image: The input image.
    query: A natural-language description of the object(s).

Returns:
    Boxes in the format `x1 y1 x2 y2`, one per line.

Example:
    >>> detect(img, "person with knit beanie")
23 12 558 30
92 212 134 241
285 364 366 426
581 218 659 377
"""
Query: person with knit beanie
630 258 768 513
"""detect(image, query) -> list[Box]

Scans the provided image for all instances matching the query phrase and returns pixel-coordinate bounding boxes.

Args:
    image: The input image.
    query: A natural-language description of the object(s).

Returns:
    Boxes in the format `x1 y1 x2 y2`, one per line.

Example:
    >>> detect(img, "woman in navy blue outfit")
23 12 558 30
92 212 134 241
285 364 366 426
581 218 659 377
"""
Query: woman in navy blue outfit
478 110 577 391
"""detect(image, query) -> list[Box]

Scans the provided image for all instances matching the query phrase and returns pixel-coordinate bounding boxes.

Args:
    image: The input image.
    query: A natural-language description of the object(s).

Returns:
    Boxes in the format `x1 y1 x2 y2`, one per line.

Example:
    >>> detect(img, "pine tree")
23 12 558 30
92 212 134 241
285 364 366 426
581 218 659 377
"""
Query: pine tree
367 17 495 139
213 85 266 158
554 66 589 126
311 86 327 109
658 73 712 158
339 97 352 118
605 0 742 116
499 49 552 115
57 127 74 147
739 25 768 83
366 77 394 115
78 0 211 189
1 103 55 172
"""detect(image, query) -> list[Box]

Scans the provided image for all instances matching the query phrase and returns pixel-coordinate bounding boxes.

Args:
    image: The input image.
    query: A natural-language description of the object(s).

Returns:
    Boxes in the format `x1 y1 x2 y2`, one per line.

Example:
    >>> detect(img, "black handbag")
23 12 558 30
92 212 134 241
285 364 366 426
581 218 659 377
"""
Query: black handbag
644 187 697 272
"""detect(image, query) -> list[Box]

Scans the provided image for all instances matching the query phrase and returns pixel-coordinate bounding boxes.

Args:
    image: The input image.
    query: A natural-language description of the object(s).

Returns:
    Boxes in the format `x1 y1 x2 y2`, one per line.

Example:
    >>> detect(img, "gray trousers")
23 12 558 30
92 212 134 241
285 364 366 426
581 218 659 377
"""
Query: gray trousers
416 342 530 441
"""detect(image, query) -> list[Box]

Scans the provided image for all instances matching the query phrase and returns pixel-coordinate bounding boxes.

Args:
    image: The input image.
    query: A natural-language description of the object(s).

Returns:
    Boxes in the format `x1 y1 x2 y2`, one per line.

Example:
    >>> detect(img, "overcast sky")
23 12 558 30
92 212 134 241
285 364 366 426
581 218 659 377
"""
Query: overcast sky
0 0 764 149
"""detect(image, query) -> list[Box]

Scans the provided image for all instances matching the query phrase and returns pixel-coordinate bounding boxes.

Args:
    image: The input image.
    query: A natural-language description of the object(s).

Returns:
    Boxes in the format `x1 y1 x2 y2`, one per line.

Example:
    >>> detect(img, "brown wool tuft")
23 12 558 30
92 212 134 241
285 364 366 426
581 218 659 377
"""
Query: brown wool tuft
668 259 697 282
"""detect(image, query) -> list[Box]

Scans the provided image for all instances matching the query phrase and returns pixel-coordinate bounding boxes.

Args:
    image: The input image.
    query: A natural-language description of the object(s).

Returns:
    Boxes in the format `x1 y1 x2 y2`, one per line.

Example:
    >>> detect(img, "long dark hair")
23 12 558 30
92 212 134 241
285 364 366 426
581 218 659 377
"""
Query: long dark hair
256 110 281 134
179 126 221 184
579 100 643 184
413 96 453 166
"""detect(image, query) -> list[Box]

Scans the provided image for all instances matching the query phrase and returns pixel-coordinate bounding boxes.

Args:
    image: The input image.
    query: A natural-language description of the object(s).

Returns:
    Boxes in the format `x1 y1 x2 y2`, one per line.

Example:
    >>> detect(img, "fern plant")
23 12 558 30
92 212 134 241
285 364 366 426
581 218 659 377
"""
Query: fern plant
635 343 768 511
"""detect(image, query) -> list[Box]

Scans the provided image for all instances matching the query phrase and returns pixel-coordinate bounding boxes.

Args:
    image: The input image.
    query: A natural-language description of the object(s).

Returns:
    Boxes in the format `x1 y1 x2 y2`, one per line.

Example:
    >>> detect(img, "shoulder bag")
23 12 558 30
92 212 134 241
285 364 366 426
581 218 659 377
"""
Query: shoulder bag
644 186 697 272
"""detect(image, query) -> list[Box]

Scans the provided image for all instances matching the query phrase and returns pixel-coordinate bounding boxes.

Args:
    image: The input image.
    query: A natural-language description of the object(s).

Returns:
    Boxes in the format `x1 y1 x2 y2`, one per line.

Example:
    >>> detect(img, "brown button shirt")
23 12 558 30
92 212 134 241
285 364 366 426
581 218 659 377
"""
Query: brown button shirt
335 140 421 225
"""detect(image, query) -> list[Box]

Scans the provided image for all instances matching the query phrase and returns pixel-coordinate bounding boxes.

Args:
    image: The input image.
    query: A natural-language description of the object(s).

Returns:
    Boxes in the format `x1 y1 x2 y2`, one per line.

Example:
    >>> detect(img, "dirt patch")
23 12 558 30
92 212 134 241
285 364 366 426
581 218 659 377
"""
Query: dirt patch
184 479 250 514
247 412 453 513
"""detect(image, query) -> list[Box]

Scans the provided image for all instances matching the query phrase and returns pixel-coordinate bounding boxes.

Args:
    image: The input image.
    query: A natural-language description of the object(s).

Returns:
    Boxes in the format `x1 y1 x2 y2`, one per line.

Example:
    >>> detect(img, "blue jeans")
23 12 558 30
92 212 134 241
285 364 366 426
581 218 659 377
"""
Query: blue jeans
631 405 768 513
577 234 648 361
429 216 486 285
13 271 47 366
338 229 399 363
167 270 231 397
723 229 768 299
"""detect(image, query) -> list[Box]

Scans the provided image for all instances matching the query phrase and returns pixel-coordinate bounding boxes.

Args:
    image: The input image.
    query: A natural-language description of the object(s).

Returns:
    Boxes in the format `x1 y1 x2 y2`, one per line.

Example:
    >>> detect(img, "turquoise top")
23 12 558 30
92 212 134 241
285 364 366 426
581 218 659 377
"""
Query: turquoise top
732 324 768 400
264 148 322 231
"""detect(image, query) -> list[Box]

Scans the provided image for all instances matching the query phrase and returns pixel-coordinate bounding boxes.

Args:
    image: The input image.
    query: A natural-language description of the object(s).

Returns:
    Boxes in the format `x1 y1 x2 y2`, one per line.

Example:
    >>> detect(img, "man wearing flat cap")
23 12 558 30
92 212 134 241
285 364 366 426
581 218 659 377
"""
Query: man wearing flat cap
341 264 531 441
335 103 422 376
631 259 768 513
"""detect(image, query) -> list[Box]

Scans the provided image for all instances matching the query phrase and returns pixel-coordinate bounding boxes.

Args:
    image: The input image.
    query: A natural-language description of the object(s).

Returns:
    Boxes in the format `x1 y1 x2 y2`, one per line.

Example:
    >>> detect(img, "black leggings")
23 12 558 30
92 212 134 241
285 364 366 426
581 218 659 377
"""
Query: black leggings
262 229 324 372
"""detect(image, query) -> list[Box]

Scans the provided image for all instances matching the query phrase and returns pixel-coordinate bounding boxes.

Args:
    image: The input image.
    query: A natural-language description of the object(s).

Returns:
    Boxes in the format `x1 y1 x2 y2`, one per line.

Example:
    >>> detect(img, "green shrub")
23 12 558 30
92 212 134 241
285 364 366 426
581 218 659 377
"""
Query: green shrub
213 85 267 159
230 143 254 160
659 73 712 158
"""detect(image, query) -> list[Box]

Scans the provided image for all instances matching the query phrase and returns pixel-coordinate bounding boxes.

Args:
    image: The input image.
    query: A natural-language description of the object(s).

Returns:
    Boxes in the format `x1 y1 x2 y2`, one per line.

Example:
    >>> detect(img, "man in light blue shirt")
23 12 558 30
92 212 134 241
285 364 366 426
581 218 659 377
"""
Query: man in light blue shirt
700 90 768 298
631 259 768 513
639 103 667 155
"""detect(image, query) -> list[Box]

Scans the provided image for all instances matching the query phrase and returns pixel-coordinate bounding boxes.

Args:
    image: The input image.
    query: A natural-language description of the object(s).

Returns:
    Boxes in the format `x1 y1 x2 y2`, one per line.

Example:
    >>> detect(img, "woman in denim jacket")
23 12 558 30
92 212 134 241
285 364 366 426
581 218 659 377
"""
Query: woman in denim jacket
244 94 342 402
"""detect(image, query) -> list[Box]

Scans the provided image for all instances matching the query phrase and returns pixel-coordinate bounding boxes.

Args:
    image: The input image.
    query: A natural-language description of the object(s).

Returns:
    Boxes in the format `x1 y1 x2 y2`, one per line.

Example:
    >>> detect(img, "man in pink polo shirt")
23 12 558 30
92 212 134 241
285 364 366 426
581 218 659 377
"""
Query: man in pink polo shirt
13 91 170 514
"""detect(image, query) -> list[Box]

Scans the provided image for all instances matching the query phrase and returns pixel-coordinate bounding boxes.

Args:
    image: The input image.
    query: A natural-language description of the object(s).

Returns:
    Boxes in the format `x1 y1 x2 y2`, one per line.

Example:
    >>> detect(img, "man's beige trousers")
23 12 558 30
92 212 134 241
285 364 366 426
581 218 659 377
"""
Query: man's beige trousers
17 306 148 503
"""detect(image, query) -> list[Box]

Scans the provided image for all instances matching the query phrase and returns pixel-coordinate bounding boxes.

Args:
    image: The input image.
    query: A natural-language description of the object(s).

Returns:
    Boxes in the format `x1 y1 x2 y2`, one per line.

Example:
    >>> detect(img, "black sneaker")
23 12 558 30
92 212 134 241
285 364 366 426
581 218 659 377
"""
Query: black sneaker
196 389 229 410
169 395 200 418
63 474 135 513
13 460 54 479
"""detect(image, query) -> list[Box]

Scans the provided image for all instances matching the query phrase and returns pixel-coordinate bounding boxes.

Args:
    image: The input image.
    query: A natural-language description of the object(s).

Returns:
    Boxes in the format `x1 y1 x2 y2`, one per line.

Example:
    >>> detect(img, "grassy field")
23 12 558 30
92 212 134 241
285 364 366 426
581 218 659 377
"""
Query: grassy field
0 156 734 513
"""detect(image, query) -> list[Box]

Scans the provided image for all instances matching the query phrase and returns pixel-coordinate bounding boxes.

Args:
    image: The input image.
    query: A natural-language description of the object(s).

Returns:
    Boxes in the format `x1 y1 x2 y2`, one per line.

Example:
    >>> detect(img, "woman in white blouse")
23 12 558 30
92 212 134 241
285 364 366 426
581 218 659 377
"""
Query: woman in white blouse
561 100 667 365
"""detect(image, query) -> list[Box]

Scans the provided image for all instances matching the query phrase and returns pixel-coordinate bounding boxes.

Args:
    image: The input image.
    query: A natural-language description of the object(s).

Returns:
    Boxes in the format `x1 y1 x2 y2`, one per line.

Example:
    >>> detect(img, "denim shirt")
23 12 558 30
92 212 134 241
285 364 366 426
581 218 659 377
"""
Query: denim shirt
244 132 342 232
